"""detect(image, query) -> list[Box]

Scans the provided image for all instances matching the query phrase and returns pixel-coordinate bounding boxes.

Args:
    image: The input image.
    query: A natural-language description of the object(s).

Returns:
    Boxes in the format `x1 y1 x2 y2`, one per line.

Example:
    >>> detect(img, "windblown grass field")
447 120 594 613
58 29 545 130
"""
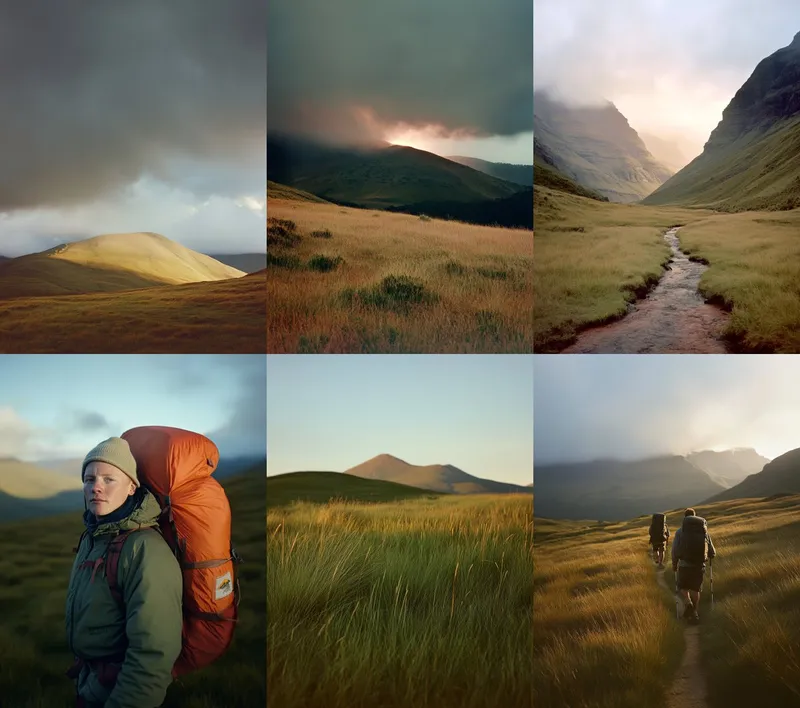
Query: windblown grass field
267 494 533 708
533 186 709 351
536 495 800 707
0 273 266 353
0 471 265 708
533 516 684 708
679 210 800 352
266 198 533 353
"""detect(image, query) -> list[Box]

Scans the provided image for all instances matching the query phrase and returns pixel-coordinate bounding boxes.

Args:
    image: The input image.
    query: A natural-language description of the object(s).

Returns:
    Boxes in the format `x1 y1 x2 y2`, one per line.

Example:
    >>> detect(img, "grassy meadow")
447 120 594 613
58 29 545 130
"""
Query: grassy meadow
533 516 684 708
533 186 711 351
267 493 533 708
535 495 800 707
0 470 265 708
0 273 266 353
679 210 800 352
266 197 533 353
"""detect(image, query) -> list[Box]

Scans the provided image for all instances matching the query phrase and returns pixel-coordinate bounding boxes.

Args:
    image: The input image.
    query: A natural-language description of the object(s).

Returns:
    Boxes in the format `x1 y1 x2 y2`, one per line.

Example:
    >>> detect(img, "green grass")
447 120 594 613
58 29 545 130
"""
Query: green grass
678 210 800 351
533 160 608 202
266 472 436 508
644 118 800 212
533 186 709 351
267 181 332 204
0 470 265 707
268 493 533 708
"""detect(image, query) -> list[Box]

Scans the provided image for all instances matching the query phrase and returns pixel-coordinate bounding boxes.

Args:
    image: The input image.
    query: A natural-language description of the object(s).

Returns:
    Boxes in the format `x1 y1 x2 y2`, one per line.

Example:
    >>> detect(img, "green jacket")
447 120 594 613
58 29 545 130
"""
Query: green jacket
65 489 183 708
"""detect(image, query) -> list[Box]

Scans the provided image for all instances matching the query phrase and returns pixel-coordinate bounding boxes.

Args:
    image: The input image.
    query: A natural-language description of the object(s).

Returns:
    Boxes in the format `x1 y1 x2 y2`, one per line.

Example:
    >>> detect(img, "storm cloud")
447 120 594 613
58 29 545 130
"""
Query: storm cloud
268 0 532 144
534 356 800 466
0 0 265 212
534 0 800 161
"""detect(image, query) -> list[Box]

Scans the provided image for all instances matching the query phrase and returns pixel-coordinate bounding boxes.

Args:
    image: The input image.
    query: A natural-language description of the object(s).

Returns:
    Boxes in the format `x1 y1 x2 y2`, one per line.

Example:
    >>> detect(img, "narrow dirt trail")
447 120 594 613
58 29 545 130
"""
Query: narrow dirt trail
656 567 710 708
562 227 729 354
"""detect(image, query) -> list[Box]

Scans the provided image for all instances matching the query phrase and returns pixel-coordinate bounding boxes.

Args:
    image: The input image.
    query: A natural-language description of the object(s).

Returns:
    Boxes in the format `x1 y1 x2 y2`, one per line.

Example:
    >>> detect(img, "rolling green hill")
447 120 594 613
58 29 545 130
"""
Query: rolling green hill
266 470 436 508
644 33 800 211
0 468 265 707
267 133 525 210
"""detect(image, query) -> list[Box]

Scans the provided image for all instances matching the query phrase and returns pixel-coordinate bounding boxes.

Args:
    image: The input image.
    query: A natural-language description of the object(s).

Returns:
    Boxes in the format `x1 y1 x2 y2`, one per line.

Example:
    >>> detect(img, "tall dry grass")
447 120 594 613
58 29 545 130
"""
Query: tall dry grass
266 199 533 353
533 516 683 708
267 495 533 708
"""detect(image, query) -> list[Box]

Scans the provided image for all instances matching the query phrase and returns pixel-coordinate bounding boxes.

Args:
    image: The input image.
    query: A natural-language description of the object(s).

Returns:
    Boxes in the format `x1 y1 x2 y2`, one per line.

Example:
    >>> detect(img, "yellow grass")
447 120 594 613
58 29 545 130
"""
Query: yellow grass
266 199 533 353
0 274 266 353
533 516 683 708
679 210 800 352
533 187 712 351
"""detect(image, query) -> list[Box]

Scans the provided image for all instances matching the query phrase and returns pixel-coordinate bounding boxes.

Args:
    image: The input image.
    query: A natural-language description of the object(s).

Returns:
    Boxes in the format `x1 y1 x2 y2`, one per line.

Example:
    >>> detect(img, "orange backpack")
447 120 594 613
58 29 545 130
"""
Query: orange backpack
114 425 241 677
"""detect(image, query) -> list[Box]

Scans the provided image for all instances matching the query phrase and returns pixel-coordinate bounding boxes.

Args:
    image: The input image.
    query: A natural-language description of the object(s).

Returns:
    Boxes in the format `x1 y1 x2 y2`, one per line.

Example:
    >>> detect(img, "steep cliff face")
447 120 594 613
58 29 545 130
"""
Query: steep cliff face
533 91 673 203
645 32 800 211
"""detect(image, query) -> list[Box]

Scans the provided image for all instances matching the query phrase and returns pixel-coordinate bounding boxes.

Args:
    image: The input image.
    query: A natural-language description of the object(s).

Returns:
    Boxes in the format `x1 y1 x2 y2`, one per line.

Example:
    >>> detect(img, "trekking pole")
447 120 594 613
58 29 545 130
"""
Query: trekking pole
710 562 714 611
675 578 680 619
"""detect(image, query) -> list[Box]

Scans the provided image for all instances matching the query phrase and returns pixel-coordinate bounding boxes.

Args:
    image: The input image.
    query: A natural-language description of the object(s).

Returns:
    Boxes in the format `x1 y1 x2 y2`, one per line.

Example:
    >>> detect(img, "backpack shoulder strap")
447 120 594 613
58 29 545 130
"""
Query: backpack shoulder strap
105 530 137 607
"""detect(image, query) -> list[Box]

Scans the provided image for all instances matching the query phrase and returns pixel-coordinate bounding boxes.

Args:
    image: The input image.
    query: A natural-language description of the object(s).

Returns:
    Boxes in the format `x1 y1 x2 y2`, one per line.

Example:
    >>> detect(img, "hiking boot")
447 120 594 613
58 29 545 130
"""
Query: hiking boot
690 611 700 624
683 602 695 619
658 562 664 569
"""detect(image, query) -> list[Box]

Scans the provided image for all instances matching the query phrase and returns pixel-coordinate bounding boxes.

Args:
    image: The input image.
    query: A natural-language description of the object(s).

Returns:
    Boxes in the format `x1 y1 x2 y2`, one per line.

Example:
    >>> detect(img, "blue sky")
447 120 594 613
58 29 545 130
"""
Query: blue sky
0 355 265 462
534 355 800 464
266 355 534 486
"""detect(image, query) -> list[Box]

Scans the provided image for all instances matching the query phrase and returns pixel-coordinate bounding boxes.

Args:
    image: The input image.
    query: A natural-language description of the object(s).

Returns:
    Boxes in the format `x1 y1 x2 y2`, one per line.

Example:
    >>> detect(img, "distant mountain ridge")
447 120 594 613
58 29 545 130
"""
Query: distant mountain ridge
533 91 673 202
644 32 800 211
534 454 727 521
686 448 769 488
344 454 531 495
706 447 800 503
447 156 533 187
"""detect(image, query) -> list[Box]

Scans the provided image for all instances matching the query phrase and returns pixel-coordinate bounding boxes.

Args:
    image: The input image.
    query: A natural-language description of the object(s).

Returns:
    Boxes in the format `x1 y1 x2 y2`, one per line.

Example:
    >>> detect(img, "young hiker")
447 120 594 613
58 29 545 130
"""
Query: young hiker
648 513 670 568
671 507 716 624
65 437 183 708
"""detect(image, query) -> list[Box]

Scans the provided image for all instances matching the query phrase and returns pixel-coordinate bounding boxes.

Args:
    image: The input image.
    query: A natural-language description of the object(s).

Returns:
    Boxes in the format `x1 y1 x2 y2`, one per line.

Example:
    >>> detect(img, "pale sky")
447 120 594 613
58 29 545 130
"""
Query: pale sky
0 355 265 462
534 0 800 162
0 1 265 257
534 355 800 465
266 355 534 486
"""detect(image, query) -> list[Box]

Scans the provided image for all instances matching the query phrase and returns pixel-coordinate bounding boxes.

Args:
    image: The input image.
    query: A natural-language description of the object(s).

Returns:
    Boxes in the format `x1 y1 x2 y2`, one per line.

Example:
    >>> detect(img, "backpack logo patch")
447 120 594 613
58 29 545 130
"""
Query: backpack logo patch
215 571 233 600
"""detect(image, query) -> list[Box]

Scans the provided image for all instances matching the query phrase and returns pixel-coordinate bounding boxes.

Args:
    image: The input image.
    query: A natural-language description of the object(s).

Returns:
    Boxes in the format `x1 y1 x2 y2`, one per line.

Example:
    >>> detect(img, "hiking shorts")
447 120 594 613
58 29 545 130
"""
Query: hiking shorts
677 565 705 592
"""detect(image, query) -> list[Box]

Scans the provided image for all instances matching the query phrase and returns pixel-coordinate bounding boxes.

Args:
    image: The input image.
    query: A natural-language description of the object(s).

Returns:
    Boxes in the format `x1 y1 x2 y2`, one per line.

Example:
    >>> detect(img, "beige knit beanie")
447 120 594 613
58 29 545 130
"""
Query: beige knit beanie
81 437 139 487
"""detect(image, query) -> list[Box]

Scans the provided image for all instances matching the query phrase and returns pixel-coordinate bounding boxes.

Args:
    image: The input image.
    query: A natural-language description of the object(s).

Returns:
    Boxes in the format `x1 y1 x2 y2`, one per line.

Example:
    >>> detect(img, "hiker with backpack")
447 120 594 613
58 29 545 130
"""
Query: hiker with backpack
648 513 670 568
671 507 716 624
65 428 239 708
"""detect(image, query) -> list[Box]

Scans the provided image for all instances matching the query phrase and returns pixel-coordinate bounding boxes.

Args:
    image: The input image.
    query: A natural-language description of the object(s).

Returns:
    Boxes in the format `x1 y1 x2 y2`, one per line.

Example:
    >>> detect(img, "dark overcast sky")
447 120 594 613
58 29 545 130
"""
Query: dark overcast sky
534 0 800 161
268 0 533 163
0 1 265 255
534 356 800 465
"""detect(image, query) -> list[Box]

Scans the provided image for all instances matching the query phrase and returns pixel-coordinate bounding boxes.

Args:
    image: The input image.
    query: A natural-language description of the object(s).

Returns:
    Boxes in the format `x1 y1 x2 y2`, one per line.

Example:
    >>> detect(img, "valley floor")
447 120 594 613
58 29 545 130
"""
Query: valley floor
534 495 800 707
534 187 800 353
0 274 266 353
267 198 533 353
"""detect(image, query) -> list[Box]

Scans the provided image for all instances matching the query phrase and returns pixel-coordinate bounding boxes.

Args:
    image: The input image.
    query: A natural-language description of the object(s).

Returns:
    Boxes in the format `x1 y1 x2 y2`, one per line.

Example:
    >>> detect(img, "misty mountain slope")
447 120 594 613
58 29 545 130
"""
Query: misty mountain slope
686 448 769 488
533 91 673 203
266 471 435 508
534 136 609 202
345 454 532 495
447 155 533 186
0 458 83 499
534 455 725 521
0 232 245 299
267 133 525 210
705 447 800 503
640 132 691 173
644 32 800 211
